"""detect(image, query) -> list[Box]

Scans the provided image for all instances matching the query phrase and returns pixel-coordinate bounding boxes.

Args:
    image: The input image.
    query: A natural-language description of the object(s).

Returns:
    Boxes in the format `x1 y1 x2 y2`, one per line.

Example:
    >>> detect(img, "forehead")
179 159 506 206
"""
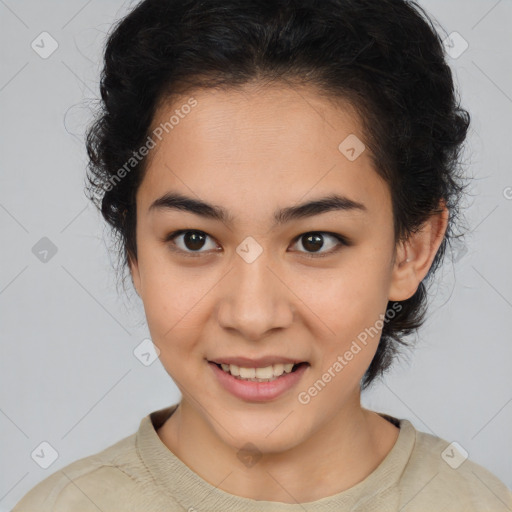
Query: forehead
149 83 365 162
139 83 390 223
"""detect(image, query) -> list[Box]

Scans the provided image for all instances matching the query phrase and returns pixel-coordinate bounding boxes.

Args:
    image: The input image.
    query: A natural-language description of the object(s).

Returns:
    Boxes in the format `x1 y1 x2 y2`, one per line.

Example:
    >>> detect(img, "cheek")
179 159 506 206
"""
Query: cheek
296 274 387 412
299 260 390 334
299 258 391 376
136 248 211 351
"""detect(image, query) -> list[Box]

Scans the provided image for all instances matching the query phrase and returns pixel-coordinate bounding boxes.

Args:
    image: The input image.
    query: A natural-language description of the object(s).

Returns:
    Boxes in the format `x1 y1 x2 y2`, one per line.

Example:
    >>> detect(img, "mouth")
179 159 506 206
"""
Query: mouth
209 361 308 382
207 358 310 402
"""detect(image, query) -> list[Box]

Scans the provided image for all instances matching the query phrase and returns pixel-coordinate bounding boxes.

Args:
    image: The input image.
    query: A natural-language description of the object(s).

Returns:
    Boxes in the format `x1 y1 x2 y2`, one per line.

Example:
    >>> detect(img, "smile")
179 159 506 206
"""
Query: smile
208 360 310 401
217 362 298 382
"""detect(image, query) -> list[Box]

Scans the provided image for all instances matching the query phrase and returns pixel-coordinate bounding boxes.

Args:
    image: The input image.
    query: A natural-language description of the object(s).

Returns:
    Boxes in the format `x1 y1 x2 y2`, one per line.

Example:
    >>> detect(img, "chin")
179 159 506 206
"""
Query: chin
212 408 312 454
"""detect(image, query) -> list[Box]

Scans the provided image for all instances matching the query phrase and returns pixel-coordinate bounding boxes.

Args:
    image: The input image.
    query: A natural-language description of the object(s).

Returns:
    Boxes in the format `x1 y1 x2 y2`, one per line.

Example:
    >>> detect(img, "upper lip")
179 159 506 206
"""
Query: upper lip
208 356 307 368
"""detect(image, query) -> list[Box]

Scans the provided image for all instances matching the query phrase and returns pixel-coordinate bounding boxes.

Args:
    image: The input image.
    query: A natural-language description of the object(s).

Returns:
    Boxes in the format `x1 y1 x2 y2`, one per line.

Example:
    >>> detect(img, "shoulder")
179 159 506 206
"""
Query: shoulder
12 433 150 512
398 420 512 511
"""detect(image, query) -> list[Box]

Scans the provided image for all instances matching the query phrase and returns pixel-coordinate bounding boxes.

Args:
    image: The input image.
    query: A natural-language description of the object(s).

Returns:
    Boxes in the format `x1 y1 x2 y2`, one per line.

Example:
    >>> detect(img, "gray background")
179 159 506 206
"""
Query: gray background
1 0 511 510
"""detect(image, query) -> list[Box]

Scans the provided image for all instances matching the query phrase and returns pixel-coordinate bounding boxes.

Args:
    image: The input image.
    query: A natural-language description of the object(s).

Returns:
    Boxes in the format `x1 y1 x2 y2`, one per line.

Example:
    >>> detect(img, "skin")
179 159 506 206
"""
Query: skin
129 82 448 503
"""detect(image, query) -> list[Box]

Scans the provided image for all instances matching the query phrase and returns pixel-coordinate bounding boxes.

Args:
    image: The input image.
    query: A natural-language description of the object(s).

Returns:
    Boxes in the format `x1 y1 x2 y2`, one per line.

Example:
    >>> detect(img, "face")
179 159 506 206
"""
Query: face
130 83 401 452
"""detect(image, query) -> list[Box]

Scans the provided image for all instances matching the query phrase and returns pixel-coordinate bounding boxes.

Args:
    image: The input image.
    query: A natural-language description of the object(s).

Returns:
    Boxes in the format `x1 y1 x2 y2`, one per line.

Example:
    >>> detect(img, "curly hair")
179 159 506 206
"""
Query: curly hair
85 0 471 389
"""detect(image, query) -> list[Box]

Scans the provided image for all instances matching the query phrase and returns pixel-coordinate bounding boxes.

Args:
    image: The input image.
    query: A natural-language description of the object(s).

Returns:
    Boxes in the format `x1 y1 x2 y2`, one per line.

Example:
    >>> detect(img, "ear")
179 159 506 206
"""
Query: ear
388 201 449 301
128 253 142 297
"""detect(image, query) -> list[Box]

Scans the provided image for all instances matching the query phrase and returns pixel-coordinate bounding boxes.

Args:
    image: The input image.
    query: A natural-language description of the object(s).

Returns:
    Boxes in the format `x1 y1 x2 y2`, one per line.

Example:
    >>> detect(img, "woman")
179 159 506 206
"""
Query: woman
13 0 512 510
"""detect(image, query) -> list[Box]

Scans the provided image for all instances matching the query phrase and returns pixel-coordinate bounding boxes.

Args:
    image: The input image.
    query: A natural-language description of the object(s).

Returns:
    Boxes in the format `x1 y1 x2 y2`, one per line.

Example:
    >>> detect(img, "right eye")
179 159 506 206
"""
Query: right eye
165 230 220 257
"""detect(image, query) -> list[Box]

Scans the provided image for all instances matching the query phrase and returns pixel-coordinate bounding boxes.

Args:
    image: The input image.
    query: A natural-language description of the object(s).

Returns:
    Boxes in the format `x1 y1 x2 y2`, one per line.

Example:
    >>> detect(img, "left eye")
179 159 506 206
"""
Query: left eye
290 232 345 256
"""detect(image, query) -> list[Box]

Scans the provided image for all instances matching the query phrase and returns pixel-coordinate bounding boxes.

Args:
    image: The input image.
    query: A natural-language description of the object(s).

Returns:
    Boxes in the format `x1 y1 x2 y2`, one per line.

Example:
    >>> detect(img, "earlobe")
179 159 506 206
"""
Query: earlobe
388 203 449 301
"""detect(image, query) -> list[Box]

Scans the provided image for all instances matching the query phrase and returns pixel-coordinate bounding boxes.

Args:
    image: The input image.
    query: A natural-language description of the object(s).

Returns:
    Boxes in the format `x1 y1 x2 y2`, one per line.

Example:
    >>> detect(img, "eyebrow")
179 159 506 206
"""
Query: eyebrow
149 191 367 227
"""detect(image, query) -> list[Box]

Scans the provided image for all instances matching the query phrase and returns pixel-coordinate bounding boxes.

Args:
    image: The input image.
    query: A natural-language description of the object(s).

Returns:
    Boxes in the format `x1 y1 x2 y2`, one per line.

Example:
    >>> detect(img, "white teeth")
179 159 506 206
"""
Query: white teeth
239 367 256 379
218 362 299 380
273 363 284 375
255 366 274 379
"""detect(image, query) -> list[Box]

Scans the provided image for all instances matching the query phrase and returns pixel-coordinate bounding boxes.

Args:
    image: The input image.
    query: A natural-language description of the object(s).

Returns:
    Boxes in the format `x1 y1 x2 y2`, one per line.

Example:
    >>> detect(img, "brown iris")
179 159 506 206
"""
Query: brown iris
183 231 207 251
301 233 324 253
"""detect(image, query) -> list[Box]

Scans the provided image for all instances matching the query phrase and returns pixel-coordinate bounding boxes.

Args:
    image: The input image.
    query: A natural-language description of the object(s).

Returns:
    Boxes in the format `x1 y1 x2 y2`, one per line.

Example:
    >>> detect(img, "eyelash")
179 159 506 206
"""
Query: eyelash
163 230 349 259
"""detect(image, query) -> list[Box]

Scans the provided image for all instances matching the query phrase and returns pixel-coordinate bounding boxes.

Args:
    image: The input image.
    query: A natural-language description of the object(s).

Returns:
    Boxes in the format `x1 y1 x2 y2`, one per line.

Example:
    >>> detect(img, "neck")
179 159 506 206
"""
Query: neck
157 396 399 503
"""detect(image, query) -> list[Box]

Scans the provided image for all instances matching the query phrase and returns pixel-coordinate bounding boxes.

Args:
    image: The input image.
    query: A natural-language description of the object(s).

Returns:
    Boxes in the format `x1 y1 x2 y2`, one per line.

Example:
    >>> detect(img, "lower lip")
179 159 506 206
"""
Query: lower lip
208 362 309 402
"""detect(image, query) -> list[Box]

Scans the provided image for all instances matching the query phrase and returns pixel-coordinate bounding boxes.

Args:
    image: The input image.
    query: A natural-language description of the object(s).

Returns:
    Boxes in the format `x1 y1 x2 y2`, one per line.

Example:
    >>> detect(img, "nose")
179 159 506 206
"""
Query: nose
215 250 294 341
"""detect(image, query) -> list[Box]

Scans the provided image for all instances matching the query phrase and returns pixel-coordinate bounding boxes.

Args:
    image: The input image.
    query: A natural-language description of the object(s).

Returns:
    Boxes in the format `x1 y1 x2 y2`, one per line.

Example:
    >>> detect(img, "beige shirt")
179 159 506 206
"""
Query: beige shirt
13 403 512 511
